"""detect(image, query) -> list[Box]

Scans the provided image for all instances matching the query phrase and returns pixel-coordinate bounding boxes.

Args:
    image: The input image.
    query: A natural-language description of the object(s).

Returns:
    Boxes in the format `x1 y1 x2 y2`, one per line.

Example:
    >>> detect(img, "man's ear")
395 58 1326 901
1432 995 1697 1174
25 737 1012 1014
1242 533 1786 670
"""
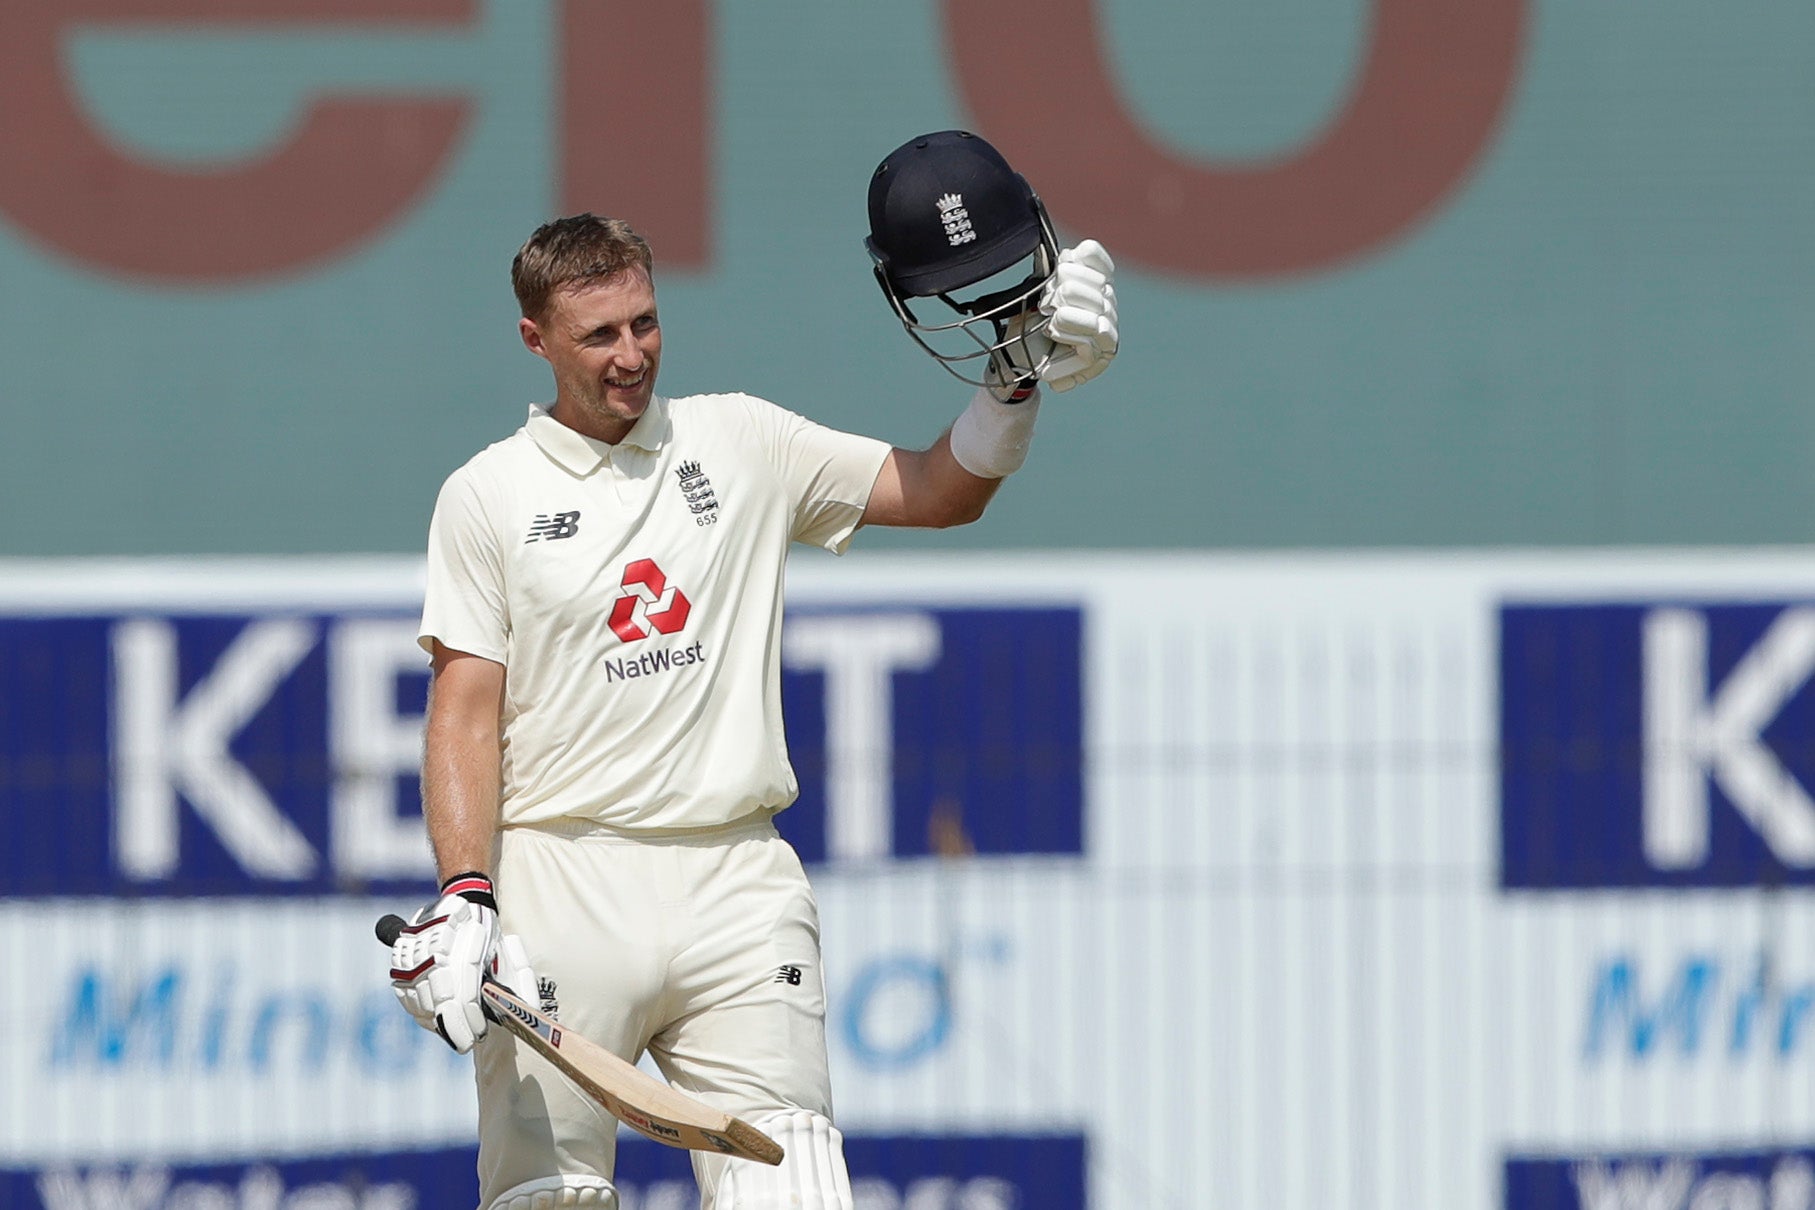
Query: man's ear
519 316 548 361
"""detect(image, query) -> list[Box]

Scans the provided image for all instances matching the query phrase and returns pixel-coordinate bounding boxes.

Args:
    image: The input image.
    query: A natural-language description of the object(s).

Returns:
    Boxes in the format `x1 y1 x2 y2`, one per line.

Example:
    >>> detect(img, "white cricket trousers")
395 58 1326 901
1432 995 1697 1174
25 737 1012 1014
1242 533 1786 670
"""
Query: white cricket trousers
476 814 836 1207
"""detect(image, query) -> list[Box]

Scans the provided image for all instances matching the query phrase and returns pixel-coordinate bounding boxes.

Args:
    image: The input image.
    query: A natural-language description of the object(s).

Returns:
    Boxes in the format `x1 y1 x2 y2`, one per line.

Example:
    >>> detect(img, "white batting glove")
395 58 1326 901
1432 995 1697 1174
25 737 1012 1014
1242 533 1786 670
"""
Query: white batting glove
389 873 500 1054
983 311 1048 404
1038 240 1118 391
491 933 542 1012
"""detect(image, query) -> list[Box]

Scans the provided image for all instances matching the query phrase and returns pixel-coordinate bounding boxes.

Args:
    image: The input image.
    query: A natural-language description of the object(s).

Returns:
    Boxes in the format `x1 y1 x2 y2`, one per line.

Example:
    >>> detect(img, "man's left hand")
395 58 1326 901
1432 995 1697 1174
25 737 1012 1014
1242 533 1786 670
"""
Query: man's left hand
1039 240 1119 392
389 885 500 1053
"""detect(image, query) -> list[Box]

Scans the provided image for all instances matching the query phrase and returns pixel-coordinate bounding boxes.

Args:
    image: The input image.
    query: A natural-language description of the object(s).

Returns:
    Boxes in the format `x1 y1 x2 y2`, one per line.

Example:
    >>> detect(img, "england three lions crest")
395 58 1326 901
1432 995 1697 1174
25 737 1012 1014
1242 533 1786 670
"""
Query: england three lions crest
675 460 719 526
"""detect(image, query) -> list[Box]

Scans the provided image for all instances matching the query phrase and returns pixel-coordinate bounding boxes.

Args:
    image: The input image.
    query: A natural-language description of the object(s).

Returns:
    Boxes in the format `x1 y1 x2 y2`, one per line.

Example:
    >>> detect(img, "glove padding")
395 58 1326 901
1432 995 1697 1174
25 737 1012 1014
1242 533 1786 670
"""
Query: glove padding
983 311 1047 403
389 891 503 1053
1039 240 1118 392
491 933 540 1009
983 240 1119 400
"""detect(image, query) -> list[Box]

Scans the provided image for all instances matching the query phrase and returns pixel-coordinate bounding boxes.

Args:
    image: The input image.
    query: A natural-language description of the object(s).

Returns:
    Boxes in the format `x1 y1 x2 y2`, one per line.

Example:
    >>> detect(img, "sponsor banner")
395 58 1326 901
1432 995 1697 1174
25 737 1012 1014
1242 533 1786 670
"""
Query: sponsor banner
0 602 1082 897
606 1134 1087 1210
19 553 1815 1209
8 1147 469 1210
3 613 434 898
2 1135 1082 1210
4 883 1086 1158
2 899 478 1158
1505 1147 1815 1210
1478 892 1815 1150
1501 601 1815 889
780 606 1083 864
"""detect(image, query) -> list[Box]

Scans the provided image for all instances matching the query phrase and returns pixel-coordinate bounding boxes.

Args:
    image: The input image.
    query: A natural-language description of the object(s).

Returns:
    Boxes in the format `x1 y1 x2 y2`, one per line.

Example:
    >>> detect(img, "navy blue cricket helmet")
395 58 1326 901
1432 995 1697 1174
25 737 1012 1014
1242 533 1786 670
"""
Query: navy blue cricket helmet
864 130 1060 386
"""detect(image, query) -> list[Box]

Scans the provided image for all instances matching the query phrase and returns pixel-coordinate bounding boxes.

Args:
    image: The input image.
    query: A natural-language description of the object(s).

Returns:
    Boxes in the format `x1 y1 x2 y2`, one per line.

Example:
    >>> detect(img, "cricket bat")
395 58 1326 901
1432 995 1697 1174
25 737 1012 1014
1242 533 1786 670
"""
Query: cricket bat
376 914 783 1165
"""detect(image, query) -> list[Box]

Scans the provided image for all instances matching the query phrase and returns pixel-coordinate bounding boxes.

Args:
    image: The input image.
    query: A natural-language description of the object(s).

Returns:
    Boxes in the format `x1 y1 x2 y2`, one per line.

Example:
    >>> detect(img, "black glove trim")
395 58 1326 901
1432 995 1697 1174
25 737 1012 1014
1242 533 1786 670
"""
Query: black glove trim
1002 374 1039 403
440 871 497 913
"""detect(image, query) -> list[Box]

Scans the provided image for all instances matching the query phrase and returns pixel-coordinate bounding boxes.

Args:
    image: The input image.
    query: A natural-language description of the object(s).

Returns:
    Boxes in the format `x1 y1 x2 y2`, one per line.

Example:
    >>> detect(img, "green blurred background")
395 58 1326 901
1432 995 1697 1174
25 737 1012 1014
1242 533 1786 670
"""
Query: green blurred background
1 0 1808 555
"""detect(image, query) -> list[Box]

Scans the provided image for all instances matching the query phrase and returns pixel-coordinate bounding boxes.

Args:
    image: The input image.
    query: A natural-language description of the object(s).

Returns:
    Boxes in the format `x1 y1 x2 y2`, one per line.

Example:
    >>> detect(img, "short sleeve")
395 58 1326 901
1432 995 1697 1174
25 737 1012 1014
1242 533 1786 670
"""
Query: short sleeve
419 467 509 661
746 399 892 553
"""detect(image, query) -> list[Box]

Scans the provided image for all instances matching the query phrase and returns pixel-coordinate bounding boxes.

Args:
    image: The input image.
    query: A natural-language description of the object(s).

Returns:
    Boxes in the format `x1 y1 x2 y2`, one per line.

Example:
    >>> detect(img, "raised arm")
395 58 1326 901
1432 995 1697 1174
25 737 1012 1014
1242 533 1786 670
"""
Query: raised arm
862 429 1002 529
861 240 1119 531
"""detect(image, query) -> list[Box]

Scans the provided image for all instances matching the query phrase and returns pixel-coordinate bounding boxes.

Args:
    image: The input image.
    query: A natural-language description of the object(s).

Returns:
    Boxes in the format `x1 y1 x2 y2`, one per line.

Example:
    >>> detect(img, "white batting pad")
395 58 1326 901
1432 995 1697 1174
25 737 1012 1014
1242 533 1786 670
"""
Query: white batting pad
713 1111 853 1210
488 1174 618 1210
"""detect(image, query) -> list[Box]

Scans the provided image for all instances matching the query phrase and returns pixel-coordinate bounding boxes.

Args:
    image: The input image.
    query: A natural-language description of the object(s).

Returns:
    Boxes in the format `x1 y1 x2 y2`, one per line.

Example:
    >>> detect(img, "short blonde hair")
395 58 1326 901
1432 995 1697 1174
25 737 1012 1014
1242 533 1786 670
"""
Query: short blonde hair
511 214 654 321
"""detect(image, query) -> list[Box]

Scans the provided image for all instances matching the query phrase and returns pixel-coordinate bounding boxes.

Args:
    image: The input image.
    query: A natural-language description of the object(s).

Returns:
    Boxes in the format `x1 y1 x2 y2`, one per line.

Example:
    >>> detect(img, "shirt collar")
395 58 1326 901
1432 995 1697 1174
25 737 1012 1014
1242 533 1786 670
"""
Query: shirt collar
525 397 671 474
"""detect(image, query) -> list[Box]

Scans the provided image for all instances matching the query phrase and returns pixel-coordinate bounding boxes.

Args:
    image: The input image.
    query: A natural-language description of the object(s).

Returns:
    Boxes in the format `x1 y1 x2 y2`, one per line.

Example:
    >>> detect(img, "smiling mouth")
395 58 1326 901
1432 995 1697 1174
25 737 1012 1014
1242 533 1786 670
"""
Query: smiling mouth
606 369 647 390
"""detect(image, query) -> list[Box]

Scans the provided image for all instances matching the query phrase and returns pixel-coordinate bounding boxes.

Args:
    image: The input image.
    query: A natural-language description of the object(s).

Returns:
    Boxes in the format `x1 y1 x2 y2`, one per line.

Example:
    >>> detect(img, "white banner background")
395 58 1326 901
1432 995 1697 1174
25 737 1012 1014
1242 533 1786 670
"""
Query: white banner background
8 551 1815 1209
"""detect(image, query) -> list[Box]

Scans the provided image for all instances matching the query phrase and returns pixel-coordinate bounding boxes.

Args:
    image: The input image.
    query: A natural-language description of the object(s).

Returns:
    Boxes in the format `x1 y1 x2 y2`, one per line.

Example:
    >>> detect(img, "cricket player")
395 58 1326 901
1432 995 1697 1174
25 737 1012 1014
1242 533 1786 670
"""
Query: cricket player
388 133 1119 1210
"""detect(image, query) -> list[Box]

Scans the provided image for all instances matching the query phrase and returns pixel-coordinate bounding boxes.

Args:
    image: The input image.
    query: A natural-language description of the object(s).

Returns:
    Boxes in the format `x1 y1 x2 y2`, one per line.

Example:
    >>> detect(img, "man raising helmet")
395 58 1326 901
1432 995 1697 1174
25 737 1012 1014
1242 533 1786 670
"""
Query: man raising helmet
387 133 1119 1210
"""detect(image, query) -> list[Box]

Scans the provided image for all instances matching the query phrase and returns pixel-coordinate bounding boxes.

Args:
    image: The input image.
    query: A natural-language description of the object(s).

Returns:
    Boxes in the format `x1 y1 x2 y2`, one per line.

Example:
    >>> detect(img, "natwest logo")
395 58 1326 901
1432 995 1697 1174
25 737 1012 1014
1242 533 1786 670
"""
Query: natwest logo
608 558 691 642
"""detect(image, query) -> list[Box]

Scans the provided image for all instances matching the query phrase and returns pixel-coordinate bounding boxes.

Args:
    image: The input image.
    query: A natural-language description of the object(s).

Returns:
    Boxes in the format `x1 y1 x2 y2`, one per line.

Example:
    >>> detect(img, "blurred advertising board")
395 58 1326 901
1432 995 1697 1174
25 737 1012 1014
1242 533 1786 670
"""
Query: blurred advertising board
5 1135 1080 1210
1505 1147 1815 1210
8 552 1815 1208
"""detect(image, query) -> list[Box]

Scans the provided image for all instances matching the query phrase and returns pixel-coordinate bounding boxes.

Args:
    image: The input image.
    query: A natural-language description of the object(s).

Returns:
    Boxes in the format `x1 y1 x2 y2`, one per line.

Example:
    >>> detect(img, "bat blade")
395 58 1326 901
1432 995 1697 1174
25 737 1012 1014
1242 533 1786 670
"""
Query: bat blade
478 981 784 1165
377 913 782 1166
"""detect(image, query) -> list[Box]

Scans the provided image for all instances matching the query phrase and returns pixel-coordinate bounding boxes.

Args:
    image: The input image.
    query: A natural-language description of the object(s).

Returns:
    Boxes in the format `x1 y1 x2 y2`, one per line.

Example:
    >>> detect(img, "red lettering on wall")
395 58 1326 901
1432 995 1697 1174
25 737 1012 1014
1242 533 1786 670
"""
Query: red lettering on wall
558 0 710 269
0 0 474 283
944 0 1525 278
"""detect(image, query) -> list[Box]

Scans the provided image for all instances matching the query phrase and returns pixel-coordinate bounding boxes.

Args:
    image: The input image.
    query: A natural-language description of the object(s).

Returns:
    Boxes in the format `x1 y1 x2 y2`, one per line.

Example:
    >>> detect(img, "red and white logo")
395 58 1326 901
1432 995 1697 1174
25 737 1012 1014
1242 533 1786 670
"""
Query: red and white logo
608 558 691 642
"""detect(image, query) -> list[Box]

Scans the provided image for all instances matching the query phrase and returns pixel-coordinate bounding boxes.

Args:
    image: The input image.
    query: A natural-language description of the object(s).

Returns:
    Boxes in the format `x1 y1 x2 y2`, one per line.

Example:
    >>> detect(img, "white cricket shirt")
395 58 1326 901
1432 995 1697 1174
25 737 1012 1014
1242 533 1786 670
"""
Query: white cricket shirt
420 394 892 831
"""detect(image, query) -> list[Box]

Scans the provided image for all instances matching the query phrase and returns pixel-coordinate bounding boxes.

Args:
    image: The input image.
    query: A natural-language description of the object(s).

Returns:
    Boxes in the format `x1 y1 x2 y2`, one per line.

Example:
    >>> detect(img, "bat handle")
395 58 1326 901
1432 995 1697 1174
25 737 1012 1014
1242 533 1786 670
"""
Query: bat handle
375 913 408 946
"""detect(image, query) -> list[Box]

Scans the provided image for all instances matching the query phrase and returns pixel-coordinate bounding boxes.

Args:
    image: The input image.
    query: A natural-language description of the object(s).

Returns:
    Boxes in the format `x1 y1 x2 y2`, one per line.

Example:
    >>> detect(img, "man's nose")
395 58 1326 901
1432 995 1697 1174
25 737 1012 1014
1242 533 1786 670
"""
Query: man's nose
609 336 644 369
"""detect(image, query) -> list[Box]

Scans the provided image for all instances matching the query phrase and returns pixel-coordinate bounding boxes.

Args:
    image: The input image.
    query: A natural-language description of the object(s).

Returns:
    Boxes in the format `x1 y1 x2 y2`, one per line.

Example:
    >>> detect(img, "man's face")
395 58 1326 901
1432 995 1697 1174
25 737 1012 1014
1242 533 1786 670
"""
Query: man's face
521 268 662 443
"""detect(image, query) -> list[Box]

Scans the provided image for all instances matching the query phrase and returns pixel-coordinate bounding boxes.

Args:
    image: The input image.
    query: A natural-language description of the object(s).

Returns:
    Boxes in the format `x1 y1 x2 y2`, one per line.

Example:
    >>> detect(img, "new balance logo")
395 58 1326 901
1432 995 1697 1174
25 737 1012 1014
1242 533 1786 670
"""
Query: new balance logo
775 965 803 986
525 511 580 542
